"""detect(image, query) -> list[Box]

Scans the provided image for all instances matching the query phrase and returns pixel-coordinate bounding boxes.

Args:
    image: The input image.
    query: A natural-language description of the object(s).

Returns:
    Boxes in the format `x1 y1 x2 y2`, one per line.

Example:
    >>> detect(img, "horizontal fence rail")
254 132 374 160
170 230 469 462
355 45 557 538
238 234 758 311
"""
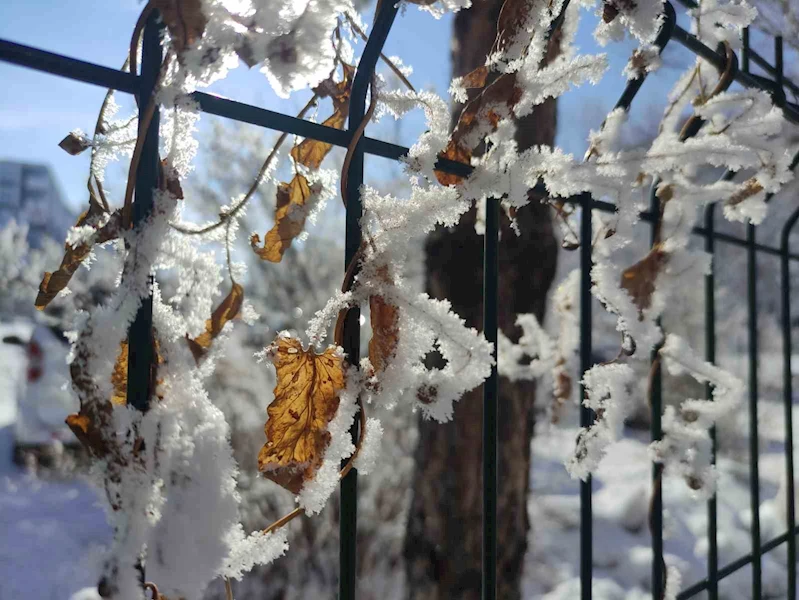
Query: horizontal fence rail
1 2 798 599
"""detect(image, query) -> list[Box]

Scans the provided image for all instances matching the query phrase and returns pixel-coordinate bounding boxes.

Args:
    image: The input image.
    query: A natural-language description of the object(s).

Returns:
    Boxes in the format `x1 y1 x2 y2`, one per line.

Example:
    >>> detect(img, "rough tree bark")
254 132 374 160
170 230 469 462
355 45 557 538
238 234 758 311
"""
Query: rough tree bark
403 2 561 599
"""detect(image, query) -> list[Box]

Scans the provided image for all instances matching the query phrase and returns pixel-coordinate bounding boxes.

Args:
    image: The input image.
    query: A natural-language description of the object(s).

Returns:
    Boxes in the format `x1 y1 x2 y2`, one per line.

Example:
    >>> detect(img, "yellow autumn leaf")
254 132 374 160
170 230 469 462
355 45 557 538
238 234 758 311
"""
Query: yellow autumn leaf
187 283 244 361
250 174 312 263
258 336 346 494
290 64 355 170
290 112 347 170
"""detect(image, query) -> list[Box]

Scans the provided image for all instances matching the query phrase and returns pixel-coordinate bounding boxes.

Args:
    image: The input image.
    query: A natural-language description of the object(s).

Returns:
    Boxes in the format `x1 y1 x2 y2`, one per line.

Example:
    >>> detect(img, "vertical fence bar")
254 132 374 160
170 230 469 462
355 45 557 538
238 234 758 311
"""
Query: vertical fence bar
339 4 398 598
126 9 161 414
781 204 799 600
746 214 763 599
649 186 664 600
579 195 593 600
775 35 797 600
741 28 763 599
482 197 499 600
704 202 718 600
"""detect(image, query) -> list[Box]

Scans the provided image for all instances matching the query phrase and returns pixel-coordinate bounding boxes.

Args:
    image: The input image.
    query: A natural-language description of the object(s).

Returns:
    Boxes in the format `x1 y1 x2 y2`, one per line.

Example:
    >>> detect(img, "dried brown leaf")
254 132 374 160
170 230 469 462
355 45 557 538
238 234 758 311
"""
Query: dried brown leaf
258 337 347 494
35 208 123 310
187 283 244 361
620 246 667 317
726 177 763 207
289 64 355 170
290 111 346 170
153 0 207 54
250 174 313 263
460 65 489 91
159 159 184 199
368 267 400 375
434 72 521 186
59 131 91 155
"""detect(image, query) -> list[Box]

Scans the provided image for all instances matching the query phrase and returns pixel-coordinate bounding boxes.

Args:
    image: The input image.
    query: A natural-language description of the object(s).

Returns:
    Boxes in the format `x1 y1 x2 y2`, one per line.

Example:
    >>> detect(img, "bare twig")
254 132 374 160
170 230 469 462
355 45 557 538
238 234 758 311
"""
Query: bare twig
340 78 379 204
171 94 320 236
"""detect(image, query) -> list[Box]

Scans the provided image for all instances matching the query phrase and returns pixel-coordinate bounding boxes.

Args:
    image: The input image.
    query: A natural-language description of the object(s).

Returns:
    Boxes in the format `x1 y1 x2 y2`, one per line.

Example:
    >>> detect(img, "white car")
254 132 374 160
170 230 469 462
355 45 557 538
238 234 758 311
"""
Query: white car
1 321 79 465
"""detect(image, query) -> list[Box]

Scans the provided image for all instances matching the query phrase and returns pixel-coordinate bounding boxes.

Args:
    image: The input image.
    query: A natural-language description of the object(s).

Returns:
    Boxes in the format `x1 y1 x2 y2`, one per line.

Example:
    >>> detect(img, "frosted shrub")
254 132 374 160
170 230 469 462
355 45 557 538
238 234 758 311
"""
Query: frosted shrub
34 0 797 597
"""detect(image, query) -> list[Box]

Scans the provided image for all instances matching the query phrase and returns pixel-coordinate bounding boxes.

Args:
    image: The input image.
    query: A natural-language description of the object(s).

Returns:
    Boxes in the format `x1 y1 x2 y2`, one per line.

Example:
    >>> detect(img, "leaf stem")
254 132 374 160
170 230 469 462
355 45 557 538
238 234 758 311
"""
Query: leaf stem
170 94 320 236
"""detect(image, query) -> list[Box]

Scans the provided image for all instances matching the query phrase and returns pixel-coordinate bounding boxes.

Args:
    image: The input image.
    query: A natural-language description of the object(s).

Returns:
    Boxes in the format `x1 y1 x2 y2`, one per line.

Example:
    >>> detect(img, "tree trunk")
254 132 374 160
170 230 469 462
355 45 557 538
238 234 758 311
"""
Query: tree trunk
403 3 560 599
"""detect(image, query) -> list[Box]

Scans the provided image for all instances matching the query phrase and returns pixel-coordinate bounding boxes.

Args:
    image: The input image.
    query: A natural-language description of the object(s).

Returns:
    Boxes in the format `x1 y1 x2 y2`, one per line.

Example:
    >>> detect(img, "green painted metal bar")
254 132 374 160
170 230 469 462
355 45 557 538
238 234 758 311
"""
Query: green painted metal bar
676 527 799 598
579 193 594 600
781 206 798 600
704 200 718 600
649 183 665 600
741 29 763 599
126 9 161 414
339 3 399 598
483 195 499 600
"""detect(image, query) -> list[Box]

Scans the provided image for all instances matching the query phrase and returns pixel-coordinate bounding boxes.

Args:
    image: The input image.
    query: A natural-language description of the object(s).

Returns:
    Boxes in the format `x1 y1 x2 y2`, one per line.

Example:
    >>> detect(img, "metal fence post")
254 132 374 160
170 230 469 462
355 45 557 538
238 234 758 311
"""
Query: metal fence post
1 4 799 599
579 194 594 600
482 197 499 600
781 205 799 600
649 185 665 600
704 202 719 600
339 4 398 598
126 9 161 414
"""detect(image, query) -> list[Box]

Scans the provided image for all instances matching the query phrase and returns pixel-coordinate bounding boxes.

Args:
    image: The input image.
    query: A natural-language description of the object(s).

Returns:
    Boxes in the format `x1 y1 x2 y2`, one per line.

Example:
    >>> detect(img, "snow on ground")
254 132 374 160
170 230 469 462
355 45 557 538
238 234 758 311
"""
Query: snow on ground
524 413 798 599
0 323 111 600
1 316 796 599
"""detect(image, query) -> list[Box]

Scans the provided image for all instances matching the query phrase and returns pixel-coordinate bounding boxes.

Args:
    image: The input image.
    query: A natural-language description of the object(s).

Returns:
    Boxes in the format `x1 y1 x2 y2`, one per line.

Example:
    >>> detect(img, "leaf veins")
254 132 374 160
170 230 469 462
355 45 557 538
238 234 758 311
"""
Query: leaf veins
258 337 346 494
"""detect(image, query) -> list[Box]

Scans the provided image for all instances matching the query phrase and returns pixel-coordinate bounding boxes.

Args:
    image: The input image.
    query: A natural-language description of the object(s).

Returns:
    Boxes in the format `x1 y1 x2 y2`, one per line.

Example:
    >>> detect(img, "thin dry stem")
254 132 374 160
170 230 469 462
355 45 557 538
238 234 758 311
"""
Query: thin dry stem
340 78 378 204
345 14 416 92
130 2 155 93
171 94 320 236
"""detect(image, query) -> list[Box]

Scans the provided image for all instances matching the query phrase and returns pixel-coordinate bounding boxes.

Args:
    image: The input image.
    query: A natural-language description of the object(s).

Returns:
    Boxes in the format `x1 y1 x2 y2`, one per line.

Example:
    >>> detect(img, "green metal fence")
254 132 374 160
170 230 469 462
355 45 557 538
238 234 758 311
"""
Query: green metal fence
1 2 798 598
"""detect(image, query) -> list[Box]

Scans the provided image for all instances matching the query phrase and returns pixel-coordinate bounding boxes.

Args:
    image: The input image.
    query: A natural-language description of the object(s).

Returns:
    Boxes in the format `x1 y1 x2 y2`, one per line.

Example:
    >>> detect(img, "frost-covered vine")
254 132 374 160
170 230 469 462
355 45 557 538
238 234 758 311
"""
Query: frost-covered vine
36 0 799 597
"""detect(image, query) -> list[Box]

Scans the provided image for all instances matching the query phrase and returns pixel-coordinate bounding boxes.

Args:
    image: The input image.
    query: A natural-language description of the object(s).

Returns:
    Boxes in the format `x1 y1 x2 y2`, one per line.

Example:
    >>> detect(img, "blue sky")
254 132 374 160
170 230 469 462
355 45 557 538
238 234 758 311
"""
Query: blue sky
0 0 710 215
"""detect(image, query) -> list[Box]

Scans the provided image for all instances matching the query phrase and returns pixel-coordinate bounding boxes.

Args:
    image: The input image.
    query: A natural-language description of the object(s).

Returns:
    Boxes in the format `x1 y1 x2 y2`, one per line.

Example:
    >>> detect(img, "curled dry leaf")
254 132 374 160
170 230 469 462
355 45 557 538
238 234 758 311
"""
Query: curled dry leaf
368 295 399 375
187 283 244 361
66 332 117 459
252 64 354 263
726 177 763 207
35 207 123 310
153 0 207 54
291 63 355 169
601 0 636 23
250 174 313 262
58 131 91 156
108 336 165 407
111 340 130 406
620 245 667 317
459 66 489 91
159 159 185 199
290 111 347 169
367 266 400 377
258 336 347 494
68 334 165 457
435 72 522 186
